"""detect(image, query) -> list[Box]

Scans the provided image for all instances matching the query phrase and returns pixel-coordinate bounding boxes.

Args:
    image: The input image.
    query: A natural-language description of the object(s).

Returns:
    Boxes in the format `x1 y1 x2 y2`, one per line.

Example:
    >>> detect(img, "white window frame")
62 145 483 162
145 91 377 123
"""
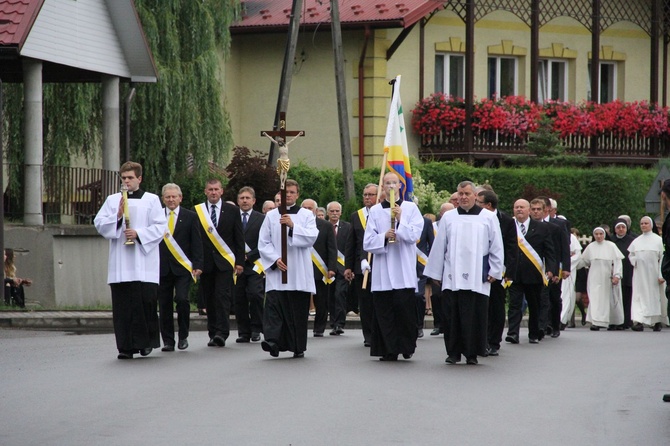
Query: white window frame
435 53 465 98
488 56 518 99
538 59 568 103
587 61 617 103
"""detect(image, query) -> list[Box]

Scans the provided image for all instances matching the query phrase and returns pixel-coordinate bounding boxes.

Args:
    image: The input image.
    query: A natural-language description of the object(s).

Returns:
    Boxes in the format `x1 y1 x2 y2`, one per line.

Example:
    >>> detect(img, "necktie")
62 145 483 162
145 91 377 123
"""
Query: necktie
242 212 248 231
333 224 338 236
210 204 217 227
168 211 175 234
520 223 527 236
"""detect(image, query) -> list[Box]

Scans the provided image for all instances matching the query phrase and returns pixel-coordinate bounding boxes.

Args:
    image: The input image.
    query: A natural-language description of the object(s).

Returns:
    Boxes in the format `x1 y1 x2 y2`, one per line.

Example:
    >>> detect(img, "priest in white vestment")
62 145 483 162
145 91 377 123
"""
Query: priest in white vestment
628 216 668 330
425 181 504 365
363 173 424 361
578 227 624 330
560 231 582 326
258 179 318 358
94 162 167 359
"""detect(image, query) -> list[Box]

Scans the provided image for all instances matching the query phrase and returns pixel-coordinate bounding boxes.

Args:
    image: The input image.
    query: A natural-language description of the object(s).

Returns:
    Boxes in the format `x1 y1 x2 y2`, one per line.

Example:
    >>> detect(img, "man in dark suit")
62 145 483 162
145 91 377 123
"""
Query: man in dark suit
195 179 245 347
327 201 352 335
234 186 265 343
344 184 377 346
477 189 518 356
158 183 204 351
532 197 570 339
301 199 337 337
506 199 557 344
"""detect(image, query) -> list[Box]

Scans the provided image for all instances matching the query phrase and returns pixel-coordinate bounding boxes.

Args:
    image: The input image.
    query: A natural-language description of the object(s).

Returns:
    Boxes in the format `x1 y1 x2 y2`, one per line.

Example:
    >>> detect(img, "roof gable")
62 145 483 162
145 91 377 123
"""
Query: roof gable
231 0 445 33
0 0 43 47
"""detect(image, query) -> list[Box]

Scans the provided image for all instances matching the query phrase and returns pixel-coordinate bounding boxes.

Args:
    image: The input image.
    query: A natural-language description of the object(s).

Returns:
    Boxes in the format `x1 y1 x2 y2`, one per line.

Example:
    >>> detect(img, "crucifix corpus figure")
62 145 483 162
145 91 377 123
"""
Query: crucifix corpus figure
260 112 305 283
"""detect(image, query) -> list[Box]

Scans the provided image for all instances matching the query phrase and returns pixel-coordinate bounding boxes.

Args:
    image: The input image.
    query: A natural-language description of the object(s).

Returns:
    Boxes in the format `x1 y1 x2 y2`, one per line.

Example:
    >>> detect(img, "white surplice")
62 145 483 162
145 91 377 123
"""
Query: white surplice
94 192 167 284
363 200 424 292
628 231 668 326
259 207 318 294
424 207 504 296
578 240 624 327
560 233 583 324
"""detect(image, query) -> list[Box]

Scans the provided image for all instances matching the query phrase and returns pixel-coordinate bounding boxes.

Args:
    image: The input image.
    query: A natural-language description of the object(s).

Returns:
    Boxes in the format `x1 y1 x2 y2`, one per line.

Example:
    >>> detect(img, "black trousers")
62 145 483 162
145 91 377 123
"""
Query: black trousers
487 280 506 349
548 281 563 332
446 290 489 359
431 281 443 331
234 272 265 337
329 274 349 329
508 282 543 341
110 281 160 353
621 284 632 328
313 278 330 334
264 290 310 353
354 274 373 343
416 275 427 329
200 269 234 339
370 288 417 357
158 272 192 346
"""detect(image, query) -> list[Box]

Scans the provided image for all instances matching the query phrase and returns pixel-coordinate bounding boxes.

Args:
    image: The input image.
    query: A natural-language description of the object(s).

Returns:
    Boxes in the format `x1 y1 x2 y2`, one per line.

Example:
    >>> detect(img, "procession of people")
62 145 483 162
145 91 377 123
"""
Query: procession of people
94 161 670 363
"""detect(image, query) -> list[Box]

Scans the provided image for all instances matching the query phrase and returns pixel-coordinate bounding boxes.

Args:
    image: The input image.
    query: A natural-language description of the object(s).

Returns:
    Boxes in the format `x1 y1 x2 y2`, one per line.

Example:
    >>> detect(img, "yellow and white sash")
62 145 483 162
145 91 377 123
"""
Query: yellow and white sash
195 203 236 269
416 246 428 267
245 242 264 275
516 222 548 286
357 208 367 230
311 247 334 285
337 250 345 266
164 232 196 282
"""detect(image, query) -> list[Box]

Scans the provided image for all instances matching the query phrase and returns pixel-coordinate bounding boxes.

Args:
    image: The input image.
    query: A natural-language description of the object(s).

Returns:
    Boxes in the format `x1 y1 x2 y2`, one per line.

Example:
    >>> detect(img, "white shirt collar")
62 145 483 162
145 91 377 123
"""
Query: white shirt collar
166 206 180 217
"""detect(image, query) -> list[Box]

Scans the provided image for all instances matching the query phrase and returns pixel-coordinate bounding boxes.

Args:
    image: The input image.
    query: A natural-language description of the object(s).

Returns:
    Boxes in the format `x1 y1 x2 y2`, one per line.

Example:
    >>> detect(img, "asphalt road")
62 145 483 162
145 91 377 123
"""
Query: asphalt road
1 326 669 446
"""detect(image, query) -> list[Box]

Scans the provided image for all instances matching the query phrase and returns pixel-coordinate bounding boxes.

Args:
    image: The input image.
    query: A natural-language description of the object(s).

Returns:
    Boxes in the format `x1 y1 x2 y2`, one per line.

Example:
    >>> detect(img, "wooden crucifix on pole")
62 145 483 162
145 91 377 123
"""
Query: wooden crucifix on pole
261 111 305 283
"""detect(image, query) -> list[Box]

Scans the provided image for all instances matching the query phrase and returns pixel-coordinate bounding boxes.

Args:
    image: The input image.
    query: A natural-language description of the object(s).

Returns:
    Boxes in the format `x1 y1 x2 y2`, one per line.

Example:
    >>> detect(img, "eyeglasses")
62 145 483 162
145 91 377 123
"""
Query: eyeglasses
363 193 376 197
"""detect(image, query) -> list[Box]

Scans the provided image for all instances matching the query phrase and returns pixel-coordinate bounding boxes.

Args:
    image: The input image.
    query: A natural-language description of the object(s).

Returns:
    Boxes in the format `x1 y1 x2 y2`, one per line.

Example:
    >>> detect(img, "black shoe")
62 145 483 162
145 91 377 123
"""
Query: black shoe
313 332 324 337
293 352 305 358
430 328 441 336
545 326 553 335
551 330 560 338
379 354 398 361
537 331 545 341
251 332 261 342
631 323 644 332
236 336 251 343
178 339 188 350
117 351 133 360
487 347 499 356
445 356 461 364
402 353 413 359
606 325 616 331
505 334 519 344
140 348 153 357
590 325 601 331
336 326 344 335
198 309 207 316
654 323 663 332
212 335 226 347
363 341 371 347
161 344 175 352
329 327 341 336
207 338 217 347
560 323 567 330
529 338 539 344
466 357 478 365
261 340 279 357
417 329 424 338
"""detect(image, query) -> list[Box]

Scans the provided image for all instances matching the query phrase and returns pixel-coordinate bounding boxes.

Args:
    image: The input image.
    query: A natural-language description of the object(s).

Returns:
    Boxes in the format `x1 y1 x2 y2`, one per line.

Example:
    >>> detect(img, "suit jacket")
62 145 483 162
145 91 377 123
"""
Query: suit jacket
241 209 265 276
313 217 338 280
345 208 369 274
333 220 352 274
416 216 434 277
549 216 571 272
516 218 557 284
160 207 204 277
497 209 519 281
195 201 245 273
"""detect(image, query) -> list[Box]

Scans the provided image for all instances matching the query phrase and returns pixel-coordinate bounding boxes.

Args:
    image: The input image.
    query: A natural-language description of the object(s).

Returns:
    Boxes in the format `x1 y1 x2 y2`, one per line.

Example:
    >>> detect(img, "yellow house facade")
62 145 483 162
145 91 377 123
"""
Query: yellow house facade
225 1 666 170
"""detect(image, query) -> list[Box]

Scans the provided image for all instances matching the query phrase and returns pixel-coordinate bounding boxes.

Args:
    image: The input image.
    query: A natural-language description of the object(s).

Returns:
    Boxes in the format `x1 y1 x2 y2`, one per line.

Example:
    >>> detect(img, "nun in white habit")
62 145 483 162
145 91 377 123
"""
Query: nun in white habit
628 216 668 331
578 227 624 330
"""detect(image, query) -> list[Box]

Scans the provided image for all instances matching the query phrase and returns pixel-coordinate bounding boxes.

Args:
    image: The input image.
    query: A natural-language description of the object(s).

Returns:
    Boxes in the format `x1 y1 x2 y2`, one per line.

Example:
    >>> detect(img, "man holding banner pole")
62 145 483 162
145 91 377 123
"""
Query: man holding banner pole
195 179 245 348
158 183 203 351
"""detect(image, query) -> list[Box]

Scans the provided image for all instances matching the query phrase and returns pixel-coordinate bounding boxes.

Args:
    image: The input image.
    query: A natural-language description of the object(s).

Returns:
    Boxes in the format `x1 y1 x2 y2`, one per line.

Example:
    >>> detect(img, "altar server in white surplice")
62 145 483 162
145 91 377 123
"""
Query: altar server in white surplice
258 179 318 358
628 216 668 331
94 161 167 360
363 172 424 362
560 230 583 326
425 181 504 365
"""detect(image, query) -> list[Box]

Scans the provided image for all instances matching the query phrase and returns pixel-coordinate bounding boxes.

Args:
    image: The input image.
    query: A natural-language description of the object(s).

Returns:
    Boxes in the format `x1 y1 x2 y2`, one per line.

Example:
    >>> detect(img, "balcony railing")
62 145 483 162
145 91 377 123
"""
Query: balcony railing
4 165 119 224
418 130 669 164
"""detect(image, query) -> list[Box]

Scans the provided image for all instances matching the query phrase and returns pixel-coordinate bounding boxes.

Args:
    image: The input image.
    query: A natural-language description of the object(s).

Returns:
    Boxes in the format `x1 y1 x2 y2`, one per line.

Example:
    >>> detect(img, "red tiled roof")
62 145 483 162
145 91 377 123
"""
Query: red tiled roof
0 0 43 47
231 0 445 33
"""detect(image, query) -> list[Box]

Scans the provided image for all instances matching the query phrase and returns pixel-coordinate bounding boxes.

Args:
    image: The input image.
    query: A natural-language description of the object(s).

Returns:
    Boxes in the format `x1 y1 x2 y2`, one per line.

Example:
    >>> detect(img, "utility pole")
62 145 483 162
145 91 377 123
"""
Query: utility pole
330 0 355 202
268 0 304 165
